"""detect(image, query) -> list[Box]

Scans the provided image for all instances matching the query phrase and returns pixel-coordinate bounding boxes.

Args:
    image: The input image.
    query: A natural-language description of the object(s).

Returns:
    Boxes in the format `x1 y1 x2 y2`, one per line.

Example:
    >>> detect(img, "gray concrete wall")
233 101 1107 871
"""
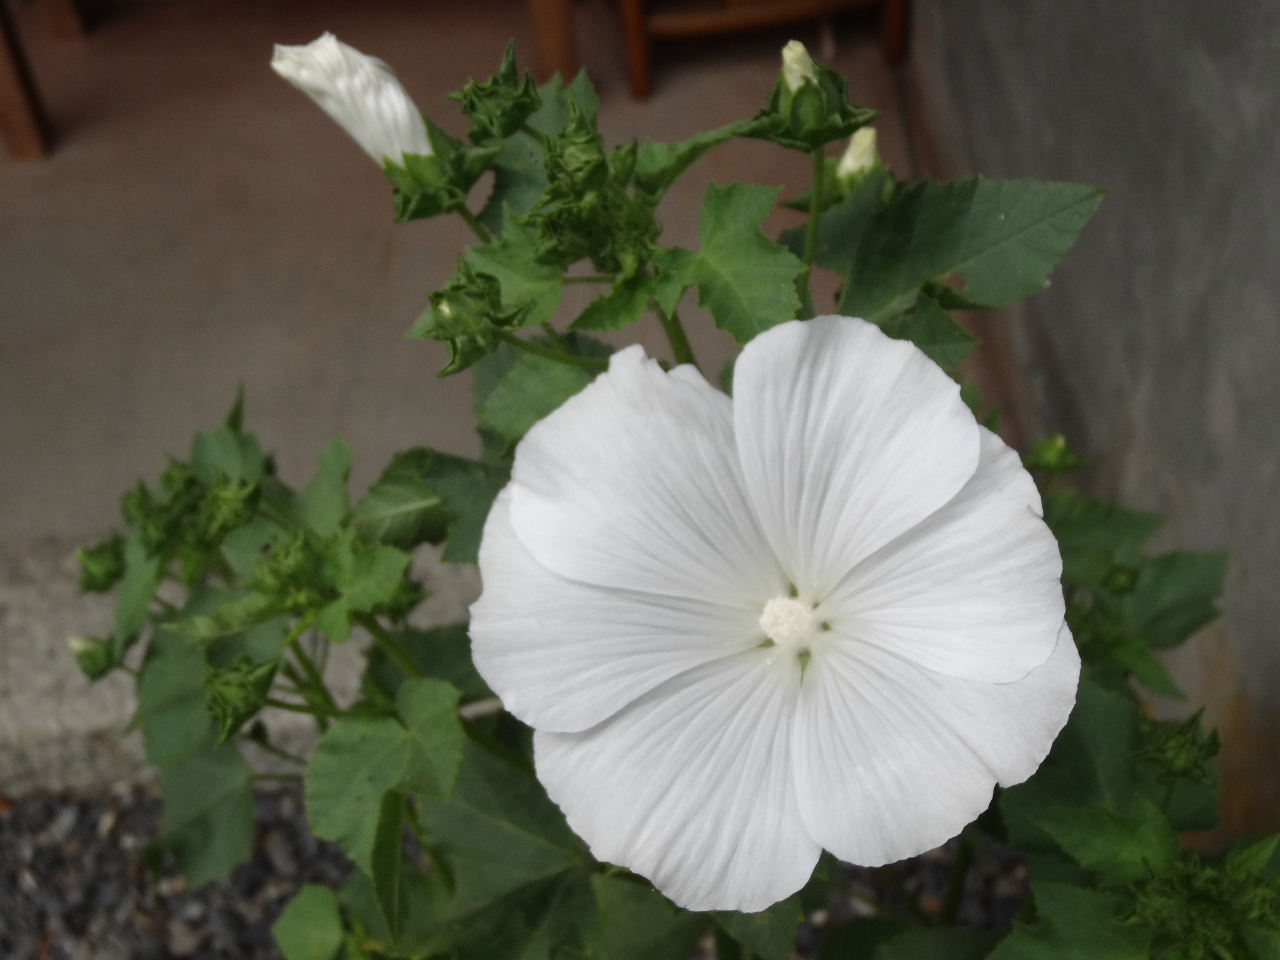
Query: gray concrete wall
912 0 1280 833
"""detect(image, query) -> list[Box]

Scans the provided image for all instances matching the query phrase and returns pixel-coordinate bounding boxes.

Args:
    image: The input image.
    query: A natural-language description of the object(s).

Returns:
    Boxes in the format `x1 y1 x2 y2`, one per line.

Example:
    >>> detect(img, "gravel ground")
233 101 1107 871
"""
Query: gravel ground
0 785 349 960
1 784 1029 959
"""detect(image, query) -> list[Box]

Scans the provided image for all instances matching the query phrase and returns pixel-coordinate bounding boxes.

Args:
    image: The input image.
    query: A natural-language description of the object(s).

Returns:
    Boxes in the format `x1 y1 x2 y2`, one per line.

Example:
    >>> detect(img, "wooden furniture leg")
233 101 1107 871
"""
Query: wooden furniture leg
618 0 650 99
42 0 86 40
0 0 50 159
880 0 910 63
529 0 577 82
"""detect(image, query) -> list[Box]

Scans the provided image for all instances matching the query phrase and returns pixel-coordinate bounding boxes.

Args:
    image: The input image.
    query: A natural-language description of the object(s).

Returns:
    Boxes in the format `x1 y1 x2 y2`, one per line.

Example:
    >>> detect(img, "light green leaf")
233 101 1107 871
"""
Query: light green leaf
158 738 254 887
838 177 1104 320
191 422 266 485
298 438 351 537
593 875 706 960
397 677 465 797
986 882 1151 959
315 536 411 643
714 895 801 960
465 216 564 326
112 536 161 657
220 516 283 579
352 448 450 549
657 184 805 344
273 885 344 960
571 274 655 332
410 453 509 564
633 120 751 195
879 291 978 372
1124 551 1227 649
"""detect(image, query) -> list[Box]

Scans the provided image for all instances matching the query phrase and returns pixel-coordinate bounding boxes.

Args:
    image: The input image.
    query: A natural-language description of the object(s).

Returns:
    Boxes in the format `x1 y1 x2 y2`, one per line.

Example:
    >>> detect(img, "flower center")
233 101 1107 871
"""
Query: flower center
759 596 818 649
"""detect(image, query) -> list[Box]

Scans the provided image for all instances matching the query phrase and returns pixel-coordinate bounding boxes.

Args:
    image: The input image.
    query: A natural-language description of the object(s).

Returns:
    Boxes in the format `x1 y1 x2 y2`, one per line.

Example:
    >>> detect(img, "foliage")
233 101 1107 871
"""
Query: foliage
72 39 1277 960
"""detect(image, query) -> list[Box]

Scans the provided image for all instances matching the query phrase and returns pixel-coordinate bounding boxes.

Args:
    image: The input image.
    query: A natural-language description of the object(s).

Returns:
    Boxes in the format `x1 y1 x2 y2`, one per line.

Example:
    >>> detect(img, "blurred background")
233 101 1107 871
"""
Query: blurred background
1 0 1276 951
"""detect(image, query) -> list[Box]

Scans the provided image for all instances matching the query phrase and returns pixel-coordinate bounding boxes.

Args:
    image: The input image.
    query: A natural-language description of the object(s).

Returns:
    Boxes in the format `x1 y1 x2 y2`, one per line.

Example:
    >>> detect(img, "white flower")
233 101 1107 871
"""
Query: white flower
470 316 1079 912
781 40 819 92
837 127 878 186
271 33 430 165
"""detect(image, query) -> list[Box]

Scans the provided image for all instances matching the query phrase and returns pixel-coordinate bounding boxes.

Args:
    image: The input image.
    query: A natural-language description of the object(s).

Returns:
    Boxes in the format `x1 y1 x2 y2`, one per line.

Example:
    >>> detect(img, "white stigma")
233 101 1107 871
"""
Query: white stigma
759 596 818 649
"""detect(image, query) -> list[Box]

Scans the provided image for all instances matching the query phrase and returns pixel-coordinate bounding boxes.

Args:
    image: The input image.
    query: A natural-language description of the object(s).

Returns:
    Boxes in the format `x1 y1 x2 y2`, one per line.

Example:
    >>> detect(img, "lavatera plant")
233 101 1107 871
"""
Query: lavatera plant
72 34 1279 960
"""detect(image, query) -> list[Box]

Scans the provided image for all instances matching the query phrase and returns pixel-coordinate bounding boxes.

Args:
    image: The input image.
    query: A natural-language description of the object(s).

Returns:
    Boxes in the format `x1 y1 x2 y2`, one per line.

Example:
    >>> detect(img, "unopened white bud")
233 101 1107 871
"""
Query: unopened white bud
836 127 878 186
781 40 818 92
271 32 431 165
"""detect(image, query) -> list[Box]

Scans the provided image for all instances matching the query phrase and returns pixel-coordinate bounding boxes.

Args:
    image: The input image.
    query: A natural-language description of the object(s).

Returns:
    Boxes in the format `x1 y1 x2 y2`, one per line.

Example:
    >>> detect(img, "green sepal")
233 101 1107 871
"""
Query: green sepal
385 120 500 223
204 655 278 744
746 56 878 153
449 41 541 142
409 259 530 375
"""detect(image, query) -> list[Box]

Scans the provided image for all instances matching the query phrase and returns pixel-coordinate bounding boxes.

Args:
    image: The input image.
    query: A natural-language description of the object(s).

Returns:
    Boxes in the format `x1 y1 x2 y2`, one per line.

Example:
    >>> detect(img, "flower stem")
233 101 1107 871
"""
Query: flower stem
658 308 698 368
457 206 493 244
357 614 424 679
500 332 608 373
940 829 974 924
540 321 566 348
799 148 825 307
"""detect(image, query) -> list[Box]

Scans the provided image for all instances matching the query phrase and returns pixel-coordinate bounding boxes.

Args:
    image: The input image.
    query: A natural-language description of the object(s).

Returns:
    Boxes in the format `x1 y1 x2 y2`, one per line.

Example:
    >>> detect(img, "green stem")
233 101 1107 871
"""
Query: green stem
357 614 424 679
404 797 456 893
540 321 566 348
457 206 492 244
265 697 340 718
500 332 608 373
657 308 698 368
246 737 307 766
520 122 551 147
940 830 974 924
799 148 825 306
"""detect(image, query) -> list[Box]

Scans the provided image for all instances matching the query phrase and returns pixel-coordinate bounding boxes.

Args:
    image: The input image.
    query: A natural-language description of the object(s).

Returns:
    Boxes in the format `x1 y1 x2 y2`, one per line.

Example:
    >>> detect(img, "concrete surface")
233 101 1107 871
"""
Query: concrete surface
912 0 1280 834
0 0 913 793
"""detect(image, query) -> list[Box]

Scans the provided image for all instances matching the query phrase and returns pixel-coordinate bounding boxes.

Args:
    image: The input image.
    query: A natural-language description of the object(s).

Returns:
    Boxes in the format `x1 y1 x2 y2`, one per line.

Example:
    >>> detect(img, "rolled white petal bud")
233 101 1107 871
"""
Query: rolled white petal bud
781 40 819 92
271 32 431 165
836 127 878 186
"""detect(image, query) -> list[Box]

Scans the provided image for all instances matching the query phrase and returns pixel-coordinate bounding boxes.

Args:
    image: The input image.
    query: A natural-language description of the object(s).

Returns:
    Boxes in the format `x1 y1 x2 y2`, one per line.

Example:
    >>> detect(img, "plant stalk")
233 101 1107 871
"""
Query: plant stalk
799 148 825 306
357 614 425 679
500 332 608 372
457 206 492 244
658 308 698 368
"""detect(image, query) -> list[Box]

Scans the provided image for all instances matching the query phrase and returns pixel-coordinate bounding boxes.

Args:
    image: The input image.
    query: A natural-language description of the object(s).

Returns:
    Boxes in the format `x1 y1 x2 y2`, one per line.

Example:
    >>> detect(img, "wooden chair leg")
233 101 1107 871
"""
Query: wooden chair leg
41 0 86 40
1 1 50 159
880 0 910 63
618 0 651 99
529 0 577 82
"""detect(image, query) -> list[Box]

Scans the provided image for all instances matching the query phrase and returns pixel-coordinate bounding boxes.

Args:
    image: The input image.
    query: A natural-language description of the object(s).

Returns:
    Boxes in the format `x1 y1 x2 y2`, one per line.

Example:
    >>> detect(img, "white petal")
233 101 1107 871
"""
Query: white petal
509 346 784 607
535 650 820 912
271 33 430 164
825 426 1063 682
792 623 1080 866
471 491 763 733
732 316 980 600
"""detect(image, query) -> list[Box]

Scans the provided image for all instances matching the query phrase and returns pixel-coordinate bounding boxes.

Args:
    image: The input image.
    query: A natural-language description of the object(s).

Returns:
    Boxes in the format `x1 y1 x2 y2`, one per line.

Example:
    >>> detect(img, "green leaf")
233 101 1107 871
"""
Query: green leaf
137 629 211 765
779 165 888 273
657 184 805 344
876 927 1003 960
593 875 706 960
1124 551 1226 649
158 738 254 887
409 260 529 376
273 885 345 960
398 678 465 797
77 533 126 593
837 177 1104 320
879 291 978 372
1043 491 1162 587
819 917 910 959
633 120 751 196
191 421 266 486
315 535 411 643
363 623 493 706
476 349 594 443
112 536 161 658
298 439 351 537
465 217 564 327
449 41 540 142
418 454 509 564
353 448 450 549
1031 797 1179 885
571 273 655 332
220 516 284 579
714 895 801 960
987 882 1151 959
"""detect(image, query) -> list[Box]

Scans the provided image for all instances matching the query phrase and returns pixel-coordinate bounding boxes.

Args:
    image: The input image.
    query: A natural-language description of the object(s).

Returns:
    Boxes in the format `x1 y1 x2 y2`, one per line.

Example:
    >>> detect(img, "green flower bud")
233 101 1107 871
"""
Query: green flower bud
836 127 878 189
68 635 116 681
206 657 279 744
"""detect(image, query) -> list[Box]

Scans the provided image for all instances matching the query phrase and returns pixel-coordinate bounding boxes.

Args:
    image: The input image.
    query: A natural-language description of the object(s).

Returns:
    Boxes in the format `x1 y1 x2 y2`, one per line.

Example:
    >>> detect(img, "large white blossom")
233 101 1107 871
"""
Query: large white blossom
470 316 1079 912
271 33 430 165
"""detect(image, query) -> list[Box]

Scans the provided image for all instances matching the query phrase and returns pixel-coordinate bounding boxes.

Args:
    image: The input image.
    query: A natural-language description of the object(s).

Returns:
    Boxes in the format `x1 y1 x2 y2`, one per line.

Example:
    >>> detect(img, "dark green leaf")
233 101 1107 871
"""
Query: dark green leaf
465 216 564 327
879 291 978 372
838 178 1104 320
633 120 752 196
273 885 344 960
353 448 450 549
418 454 509 564
779 166 888 274
191 422 266 486
714 895 801 960
986 882 1150 959
398 678 465 797
112 536 161 658
158 738 254 887
137 629 210 765
476 349 594 443
315 535 411 643
1030 797 1179 885
876 927 1003 960
593 875 706 960
1124 551 1227 649
298 439 351 537
1043 491 1162 587
363 623 493 706
819 917 910 959
571 273 655 332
